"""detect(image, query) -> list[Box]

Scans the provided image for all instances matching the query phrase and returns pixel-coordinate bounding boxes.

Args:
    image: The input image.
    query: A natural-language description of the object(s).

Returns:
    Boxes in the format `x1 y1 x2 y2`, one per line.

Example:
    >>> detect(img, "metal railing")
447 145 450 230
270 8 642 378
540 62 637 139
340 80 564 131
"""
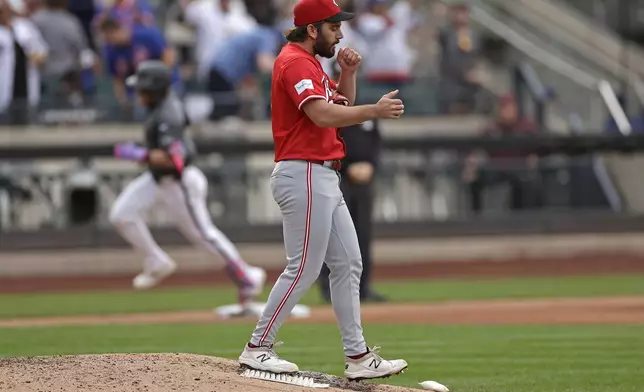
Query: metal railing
5 132 644 159
511 61 623 211
4 133 644 232
470 1 607 131
2 134 644 250
598 80 632 135
0 154 619 233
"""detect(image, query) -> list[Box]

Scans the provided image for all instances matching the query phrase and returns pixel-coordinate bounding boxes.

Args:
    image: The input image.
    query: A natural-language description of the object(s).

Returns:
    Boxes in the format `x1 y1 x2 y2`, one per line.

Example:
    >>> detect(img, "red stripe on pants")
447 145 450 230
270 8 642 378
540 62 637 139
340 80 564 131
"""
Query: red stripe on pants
259 162 312 345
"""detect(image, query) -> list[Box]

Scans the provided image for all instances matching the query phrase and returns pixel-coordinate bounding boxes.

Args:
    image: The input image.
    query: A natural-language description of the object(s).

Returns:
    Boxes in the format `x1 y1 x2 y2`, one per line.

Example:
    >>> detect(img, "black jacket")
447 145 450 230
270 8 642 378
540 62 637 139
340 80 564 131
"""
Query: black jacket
339 119 382 176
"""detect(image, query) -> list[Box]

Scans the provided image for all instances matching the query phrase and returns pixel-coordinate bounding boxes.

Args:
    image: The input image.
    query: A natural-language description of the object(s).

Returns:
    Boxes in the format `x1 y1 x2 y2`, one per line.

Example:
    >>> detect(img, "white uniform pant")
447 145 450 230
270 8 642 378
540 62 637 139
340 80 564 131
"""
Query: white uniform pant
109 166 250 285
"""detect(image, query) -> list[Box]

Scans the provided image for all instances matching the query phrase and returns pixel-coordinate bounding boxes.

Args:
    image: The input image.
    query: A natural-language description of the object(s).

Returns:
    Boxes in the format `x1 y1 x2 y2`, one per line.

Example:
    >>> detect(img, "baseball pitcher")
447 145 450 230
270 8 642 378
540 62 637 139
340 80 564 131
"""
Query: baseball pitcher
238 0 408 380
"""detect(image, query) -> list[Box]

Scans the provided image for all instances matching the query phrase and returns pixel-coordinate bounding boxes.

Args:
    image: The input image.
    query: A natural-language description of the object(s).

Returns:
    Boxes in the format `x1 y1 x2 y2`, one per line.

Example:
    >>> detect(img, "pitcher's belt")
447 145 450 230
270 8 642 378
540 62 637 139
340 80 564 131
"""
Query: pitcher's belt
308 160 341 171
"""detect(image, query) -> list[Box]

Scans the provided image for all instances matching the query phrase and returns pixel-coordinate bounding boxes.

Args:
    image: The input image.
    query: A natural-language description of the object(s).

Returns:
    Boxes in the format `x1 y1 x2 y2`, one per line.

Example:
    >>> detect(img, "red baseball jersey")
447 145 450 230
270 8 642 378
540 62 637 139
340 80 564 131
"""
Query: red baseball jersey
271 43 345 162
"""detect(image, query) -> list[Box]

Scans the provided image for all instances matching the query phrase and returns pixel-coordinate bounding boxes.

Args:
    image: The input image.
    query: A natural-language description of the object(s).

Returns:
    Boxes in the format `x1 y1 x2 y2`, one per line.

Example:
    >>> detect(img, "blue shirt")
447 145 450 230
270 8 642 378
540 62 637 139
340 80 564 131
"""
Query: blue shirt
94 0 155 29
211 26 283 86
105 26 181 94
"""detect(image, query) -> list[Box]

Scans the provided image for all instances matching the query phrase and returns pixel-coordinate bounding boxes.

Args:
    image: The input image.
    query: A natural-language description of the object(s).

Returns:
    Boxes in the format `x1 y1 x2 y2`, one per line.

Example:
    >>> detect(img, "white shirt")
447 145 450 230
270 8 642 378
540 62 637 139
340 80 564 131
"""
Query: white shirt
184 0 256 80
0 18 48 112
356 1 415 79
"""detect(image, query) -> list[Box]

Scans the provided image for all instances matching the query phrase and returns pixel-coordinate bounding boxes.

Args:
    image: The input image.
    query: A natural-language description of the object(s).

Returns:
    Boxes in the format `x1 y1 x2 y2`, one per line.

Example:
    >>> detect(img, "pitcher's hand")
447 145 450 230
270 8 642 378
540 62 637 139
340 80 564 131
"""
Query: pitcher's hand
337 48 361 73
375 90 404 119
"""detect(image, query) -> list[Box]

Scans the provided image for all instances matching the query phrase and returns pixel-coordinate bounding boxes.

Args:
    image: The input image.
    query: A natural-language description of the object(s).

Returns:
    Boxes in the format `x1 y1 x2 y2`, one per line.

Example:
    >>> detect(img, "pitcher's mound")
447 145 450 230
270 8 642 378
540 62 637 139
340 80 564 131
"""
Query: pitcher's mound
0 353 417 392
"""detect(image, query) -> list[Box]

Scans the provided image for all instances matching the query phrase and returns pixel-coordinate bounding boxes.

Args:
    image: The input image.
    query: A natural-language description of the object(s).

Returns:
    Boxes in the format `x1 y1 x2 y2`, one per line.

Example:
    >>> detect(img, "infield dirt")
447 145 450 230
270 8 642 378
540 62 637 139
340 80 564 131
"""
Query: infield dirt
1 296 644 328
0 354 418 392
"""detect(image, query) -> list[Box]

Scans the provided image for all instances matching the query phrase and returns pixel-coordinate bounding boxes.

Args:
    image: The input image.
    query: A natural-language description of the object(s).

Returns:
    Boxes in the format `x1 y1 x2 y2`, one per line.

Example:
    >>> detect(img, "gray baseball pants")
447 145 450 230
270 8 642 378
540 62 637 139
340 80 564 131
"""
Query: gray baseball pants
250 160 367 356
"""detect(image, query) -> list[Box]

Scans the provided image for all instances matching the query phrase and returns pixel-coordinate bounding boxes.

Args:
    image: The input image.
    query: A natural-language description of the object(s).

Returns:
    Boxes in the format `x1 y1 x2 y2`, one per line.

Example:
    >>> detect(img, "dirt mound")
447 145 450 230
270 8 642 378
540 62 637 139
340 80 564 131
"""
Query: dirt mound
0 354 417 392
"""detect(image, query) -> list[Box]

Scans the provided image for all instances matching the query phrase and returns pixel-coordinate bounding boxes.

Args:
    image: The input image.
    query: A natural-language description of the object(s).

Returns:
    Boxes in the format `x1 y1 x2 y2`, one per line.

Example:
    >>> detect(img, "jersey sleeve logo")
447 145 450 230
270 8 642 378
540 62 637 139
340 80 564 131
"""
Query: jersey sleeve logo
294 79 314 95
323 78 333 102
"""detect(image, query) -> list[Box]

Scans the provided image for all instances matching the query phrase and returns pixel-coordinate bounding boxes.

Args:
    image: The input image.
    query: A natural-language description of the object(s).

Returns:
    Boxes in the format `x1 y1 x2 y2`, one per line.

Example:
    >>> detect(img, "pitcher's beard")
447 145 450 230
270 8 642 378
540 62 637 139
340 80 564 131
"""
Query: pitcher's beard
314 40 337 59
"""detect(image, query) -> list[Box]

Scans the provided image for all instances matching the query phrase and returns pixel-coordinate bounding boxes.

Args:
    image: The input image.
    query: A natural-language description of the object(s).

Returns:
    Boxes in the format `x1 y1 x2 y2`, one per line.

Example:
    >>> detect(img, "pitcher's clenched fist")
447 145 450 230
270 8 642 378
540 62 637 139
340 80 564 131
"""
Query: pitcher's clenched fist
337 47 361 72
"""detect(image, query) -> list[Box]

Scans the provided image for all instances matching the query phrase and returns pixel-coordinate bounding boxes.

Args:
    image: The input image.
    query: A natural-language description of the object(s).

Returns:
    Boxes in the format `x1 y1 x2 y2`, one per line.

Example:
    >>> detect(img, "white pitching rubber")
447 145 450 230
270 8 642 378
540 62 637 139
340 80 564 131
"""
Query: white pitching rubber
242 369 329 388
419 380 449 392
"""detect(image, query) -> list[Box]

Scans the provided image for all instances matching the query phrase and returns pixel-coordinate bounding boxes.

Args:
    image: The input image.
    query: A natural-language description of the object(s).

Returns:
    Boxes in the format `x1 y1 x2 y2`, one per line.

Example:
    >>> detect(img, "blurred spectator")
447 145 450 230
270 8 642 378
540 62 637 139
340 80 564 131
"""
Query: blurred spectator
355 0 416 96
180 0 255 81
68 0 100 95
2 0 34 16
438 1 482 114
99 17 180 105
242 0 277 27
31 0 96 104
67 0 98 51
0 0 47 124
12 0 39 16
94 0 155 30
4 0 24 14
207 21 283 121
273 0 294 32
462 94 543 214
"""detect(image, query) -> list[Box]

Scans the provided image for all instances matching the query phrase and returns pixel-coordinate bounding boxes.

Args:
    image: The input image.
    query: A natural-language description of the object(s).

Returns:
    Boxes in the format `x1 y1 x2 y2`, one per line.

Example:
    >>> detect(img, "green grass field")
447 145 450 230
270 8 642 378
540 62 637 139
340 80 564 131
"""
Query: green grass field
1 274 643 392
1 323 643 392
1 274 643 319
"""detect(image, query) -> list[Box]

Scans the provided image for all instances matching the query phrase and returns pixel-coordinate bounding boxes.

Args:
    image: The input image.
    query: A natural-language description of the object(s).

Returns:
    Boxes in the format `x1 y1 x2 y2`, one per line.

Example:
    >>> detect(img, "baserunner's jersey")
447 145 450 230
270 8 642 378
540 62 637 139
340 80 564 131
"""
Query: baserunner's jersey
143 92 197 180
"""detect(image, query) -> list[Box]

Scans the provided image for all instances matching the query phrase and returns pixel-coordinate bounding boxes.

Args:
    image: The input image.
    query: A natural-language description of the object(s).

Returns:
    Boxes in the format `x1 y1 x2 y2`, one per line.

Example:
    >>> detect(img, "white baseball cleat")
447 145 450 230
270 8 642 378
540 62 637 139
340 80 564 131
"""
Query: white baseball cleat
239 342 299 373
344 346 408 381
240 266 267 304
132 261 177 290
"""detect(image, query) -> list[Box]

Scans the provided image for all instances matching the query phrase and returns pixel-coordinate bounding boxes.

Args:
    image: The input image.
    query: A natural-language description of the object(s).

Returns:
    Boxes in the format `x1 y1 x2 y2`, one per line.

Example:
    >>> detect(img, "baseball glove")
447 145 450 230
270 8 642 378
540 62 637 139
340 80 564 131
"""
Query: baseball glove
331 91 350 106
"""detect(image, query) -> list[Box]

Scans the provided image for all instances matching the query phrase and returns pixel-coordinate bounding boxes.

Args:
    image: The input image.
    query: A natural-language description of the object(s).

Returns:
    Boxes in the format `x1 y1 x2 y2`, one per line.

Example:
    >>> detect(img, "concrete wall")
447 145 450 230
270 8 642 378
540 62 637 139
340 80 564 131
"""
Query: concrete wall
2 233 644 278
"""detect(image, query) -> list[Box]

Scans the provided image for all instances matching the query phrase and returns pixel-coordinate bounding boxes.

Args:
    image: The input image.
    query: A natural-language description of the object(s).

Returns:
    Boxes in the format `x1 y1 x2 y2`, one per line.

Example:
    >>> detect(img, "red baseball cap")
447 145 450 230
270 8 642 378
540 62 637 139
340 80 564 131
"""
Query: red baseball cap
293 0 355 27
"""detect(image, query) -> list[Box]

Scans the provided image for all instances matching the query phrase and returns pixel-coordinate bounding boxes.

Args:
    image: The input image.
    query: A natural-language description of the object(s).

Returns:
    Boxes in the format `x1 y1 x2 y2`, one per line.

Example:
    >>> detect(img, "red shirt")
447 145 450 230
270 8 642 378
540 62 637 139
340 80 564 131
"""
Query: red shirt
271 43 345 162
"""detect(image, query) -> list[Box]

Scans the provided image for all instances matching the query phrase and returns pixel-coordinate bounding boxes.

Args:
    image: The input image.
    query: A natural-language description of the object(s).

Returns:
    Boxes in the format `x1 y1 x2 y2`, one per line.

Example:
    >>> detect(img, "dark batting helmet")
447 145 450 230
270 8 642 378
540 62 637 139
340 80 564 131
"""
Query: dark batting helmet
125 60 172 92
